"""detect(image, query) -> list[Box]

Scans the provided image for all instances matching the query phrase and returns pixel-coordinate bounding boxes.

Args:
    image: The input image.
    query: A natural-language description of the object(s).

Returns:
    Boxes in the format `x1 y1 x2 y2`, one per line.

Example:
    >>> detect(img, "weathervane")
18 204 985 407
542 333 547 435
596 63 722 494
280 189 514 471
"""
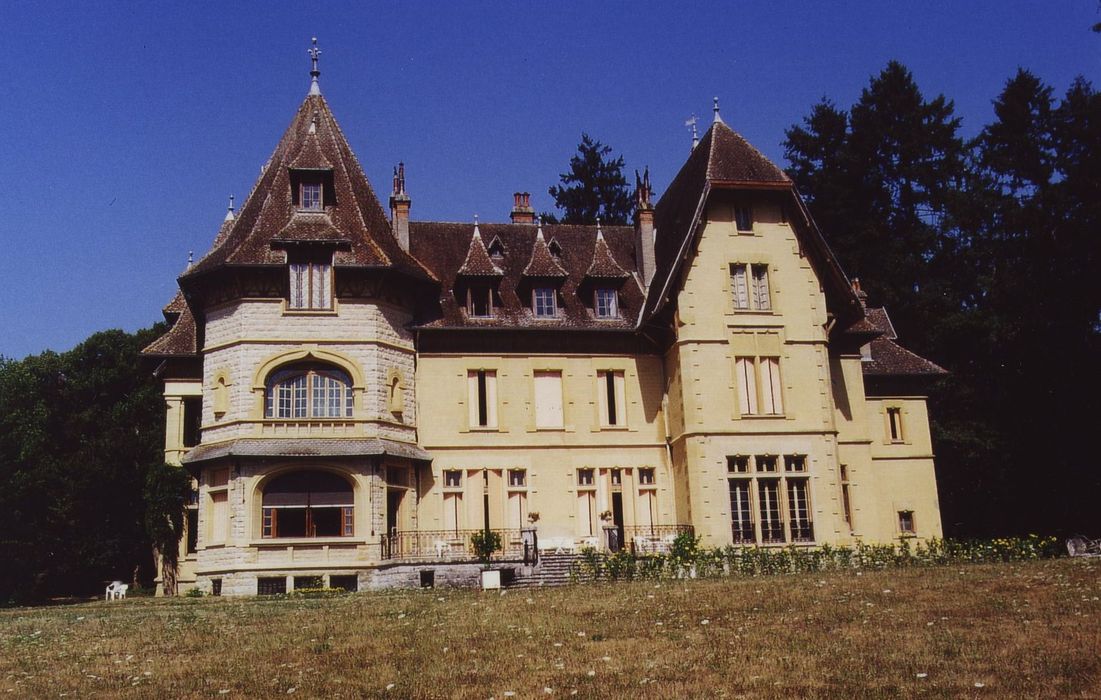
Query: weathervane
685 114 699 150
308 38 322 96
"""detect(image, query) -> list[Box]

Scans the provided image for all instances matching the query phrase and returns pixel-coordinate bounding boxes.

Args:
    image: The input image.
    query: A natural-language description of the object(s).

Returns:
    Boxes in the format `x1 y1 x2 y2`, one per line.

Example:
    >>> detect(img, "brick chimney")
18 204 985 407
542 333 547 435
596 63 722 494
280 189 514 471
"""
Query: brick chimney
390 162 411 252
510 192 535 225
634 168 656 287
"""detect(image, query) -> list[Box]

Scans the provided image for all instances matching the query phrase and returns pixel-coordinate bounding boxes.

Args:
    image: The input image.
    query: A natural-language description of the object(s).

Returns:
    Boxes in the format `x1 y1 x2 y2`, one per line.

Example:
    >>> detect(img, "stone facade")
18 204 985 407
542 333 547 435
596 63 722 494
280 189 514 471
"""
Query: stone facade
146 73 946 596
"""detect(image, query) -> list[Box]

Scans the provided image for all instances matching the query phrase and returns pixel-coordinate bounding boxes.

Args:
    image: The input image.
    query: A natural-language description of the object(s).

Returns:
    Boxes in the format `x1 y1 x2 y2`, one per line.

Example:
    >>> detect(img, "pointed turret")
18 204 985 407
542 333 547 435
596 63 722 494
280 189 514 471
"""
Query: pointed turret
522 220 568 278
586 221 630 279
456 218 504 277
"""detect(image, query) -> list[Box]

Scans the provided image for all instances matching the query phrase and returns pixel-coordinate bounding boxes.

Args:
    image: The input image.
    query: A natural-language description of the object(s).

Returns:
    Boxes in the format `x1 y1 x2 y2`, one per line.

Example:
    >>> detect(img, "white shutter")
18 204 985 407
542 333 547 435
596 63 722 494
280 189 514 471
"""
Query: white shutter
443 493 461 533
485 371 498 427
752 265 771 310
507 491 527 530
731 265 749 309
467 371 479 427
596 371 609 425
614 372 627 426
637 489 655 530
736 358 757 415
762 358 783 415
534 371 563 428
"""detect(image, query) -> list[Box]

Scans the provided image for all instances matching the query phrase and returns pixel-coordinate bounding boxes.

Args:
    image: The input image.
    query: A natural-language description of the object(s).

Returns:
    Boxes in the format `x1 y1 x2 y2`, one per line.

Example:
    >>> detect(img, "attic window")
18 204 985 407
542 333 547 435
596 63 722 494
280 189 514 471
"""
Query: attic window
594 288 618 318
467 286 493 318
487 237 506 259
533 287 557 318
301 182 322 210
735 206 753 232
548 239 563 259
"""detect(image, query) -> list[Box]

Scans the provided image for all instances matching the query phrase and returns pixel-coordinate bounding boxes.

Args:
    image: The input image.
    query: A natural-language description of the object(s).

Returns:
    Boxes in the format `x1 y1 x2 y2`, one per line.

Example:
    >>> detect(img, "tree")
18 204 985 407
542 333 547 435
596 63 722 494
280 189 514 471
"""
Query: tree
144 462 192 596
547 134 634 225
0 325 166 603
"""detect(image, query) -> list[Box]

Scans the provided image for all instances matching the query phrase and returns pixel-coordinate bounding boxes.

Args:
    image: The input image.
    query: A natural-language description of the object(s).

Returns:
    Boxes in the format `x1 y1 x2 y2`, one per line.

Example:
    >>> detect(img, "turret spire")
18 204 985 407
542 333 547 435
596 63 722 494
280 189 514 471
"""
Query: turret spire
224 194 236 222
685 114 699 150
308 38 322 96
713 96 722 123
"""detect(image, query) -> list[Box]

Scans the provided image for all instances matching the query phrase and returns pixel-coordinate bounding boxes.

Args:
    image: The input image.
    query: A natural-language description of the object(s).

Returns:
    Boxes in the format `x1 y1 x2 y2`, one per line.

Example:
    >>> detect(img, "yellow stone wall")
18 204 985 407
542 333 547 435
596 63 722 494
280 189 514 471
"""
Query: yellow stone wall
663 191 942 546
415 354 675 541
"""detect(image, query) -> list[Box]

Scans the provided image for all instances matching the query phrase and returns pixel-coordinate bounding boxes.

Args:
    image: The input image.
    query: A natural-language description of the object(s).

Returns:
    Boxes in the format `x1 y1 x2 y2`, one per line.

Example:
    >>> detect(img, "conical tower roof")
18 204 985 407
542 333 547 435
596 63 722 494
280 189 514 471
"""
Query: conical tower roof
182 92 434 282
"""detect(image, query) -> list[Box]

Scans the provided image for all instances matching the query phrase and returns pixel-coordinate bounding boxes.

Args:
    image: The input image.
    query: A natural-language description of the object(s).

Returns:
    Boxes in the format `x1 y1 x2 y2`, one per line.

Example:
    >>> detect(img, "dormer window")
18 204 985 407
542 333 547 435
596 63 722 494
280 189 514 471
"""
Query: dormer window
487 236 506 260
595 288 618 318
533 287 557 318
467 286 493 318
301 182 322 210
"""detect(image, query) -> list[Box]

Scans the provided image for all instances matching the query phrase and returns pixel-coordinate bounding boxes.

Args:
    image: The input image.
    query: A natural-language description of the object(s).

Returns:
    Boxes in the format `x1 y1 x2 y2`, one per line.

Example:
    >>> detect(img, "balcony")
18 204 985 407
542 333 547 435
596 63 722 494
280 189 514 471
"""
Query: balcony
380 529 534 562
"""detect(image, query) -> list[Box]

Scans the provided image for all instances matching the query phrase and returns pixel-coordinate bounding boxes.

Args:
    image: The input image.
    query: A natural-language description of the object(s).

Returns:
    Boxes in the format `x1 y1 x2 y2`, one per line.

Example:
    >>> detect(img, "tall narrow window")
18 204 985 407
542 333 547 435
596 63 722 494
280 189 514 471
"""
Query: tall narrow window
787 478 813 542
839 463 853 531
209 491 228 544
577 469 596 536
443 471 463 534
730 263 770 311
758 479 783 543
533 288 557 318
533 370 563 429
182 397 202 448
597 370 626 427
289 260 332 310
887 407 904 442
507 469 528 530
751 264 771 311
300 182 322 210
734 206 753 232
637 468 657 533
467 370 497 428
595 288 619 318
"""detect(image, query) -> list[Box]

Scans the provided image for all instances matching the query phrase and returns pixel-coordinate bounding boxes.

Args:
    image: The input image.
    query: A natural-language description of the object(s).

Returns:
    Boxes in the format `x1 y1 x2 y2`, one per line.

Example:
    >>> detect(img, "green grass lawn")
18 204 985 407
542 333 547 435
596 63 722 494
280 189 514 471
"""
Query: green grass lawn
2 558 1099 698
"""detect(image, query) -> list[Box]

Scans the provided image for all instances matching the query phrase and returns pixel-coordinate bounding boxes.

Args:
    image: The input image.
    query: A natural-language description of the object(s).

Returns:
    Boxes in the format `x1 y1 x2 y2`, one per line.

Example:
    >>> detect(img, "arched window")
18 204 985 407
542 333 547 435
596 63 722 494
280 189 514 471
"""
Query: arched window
261 470 353 538
264 363 354 419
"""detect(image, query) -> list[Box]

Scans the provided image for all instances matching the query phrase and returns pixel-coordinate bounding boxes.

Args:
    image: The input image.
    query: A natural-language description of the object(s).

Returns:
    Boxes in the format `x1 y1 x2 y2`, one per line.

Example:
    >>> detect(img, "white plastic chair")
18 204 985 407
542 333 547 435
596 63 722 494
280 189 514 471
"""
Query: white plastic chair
105 581 129 600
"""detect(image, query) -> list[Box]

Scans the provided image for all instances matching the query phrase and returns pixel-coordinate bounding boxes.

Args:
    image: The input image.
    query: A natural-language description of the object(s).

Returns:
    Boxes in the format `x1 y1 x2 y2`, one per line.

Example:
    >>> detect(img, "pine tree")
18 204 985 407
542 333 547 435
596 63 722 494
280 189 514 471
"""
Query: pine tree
547 134 634 225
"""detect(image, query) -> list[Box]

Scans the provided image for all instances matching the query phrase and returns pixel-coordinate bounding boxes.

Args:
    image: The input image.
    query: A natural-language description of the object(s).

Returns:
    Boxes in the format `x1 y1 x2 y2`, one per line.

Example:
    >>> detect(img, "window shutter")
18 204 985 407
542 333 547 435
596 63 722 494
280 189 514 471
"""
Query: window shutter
613 371 627 426
731 265 749 309
762 358 783 414
752 265 771 310
736 358 757 415
534 371 563 428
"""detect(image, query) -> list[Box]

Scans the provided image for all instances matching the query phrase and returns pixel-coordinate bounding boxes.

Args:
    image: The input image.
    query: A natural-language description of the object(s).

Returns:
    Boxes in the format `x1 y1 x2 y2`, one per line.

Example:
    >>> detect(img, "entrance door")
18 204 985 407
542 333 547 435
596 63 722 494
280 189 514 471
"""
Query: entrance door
387 489 403 536
610 492 625 552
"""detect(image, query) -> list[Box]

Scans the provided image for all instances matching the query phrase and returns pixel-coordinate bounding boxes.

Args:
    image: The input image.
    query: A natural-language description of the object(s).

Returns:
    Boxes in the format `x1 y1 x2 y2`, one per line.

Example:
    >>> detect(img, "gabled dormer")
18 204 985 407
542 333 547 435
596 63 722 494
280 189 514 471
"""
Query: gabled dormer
454 221 503 318
520 222 568 319
581 224 630 319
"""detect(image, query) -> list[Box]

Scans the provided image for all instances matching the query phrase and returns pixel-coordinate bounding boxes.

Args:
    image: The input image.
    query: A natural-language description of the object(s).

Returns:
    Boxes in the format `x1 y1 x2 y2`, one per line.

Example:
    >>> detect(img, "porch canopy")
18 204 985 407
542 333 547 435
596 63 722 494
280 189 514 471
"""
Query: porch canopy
181 437 432 469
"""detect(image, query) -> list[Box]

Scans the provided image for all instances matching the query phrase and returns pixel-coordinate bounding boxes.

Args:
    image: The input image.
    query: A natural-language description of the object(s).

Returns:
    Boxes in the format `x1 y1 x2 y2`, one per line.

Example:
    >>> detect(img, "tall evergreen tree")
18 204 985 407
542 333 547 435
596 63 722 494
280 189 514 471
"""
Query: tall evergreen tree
547 134 634 225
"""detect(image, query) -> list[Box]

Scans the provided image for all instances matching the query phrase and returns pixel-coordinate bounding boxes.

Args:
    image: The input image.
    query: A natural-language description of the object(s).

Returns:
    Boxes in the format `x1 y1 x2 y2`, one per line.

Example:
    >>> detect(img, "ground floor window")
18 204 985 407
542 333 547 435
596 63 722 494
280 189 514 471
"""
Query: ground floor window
261 470 353 538
257 577 287 595
727 454 814 544
329 575 358 592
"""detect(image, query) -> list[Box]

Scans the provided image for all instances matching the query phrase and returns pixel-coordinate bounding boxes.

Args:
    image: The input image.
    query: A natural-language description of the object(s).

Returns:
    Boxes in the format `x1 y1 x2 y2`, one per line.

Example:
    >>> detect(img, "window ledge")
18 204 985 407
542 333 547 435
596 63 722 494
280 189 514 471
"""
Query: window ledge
282 308 339 317
739 414 787 420
598 425 630 431
467 426 500 433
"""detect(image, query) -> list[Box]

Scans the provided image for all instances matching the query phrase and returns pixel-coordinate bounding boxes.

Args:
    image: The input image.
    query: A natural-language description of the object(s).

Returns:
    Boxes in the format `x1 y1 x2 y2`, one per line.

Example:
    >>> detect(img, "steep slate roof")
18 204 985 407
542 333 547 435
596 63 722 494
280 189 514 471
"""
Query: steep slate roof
643 118 860 325
410 221 643 329
522 228 568 278
862 306 947 376
456 225 504 277
586 230 630 278
181 93 433 282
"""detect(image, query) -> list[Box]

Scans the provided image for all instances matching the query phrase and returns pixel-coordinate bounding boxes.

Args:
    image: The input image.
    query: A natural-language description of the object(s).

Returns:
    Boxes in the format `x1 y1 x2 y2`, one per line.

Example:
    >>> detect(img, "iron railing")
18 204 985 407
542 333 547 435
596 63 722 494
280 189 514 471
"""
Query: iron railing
381 528 537 563
624 524 695 555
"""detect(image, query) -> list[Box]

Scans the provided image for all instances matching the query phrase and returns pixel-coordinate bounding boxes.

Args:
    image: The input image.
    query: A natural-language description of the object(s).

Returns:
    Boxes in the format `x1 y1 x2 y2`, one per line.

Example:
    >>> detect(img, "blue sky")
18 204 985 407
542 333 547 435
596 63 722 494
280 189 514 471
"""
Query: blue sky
0 1 1097 359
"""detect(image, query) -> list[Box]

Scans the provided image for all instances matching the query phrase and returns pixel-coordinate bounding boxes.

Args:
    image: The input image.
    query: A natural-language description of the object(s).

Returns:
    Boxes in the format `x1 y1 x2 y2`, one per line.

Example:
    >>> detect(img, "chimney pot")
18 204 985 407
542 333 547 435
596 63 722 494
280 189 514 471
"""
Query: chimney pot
510 190 535 225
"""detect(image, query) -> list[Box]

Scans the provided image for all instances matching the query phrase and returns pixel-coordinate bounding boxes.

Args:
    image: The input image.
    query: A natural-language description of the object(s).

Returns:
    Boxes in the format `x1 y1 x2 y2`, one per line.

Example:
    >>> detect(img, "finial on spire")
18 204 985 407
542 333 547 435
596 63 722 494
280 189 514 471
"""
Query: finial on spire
473 214 481 237
187 250 194 268
536 215 545 239
308 37 322 96
713 96 722 123
685 114 699 150
596 215 604 240
224 194 236 222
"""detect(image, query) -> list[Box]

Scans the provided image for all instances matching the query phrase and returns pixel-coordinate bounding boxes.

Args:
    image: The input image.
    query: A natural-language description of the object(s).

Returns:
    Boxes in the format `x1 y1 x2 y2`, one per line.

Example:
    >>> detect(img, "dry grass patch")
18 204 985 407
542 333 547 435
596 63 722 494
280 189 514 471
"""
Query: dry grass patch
2 559 1099 698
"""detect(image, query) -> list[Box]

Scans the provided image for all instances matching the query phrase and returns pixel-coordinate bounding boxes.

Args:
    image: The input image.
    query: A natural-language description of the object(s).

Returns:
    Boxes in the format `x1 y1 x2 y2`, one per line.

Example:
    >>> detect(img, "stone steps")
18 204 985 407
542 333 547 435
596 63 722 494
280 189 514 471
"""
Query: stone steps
505 553 583 588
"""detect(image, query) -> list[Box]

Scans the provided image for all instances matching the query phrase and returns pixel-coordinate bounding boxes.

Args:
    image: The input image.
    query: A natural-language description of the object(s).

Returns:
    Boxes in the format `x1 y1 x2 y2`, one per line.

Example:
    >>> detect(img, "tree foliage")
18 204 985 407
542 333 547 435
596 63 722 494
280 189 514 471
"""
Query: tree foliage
0 326 170 603
547 134 634 225
785 63 1101 537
